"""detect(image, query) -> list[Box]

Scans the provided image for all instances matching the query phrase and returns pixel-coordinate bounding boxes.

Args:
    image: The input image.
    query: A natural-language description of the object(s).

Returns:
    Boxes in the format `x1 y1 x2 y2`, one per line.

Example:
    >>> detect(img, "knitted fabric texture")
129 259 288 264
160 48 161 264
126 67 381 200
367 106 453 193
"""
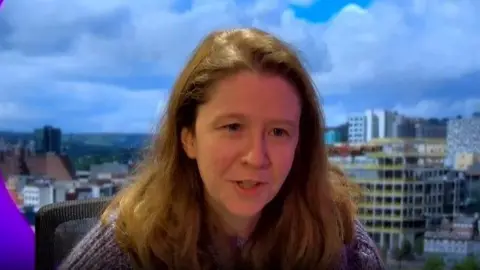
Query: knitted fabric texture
59 220 385 270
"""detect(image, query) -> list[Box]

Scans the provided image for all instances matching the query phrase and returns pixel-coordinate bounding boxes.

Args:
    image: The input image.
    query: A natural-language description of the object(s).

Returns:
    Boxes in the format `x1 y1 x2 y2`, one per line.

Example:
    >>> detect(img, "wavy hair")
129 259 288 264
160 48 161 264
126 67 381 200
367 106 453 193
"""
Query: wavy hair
102 28 361 270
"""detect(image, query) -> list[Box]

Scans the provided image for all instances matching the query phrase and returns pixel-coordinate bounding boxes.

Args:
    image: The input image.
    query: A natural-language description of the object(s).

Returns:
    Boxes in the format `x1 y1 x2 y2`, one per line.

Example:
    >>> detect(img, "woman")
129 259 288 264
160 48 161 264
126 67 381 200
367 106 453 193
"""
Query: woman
60 28 384 270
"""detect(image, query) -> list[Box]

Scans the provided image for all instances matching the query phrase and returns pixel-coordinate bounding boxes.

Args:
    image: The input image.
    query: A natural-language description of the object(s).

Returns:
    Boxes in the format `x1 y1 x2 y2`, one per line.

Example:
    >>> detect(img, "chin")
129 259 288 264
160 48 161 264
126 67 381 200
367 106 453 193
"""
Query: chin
226 202 265 218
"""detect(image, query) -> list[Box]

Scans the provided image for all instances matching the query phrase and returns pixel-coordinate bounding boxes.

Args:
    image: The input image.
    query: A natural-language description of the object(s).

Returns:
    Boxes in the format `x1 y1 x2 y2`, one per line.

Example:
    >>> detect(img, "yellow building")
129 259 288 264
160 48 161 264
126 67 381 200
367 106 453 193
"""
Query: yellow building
329 138 447 250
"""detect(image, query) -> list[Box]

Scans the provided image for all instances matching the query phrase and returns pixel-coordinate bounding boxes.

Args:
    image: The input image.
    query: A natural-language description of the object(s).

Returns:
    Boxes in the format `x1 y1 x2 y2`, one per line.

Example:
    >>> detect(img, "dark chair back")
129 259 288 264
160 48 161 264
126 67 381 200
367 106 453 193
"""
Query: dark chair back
35 197 113 270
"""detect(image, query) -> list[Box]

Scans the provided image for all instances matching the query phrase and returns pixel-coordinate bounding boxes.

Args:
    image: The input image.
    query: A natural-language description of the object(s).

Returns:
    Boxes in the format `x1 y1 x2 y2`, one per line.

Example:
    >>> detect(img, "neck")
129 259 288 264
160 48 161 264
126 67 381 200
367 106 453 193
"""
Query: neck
206 198 259 239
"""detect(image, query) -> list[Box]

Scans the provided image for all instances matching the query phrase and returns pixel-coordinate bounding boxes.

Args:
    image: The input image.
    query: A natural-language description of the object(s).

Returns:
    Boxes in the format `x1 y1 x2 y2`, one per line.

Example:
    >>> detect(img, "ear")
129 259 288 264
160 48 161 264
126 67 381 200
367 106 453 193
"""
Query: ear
181 127 197 159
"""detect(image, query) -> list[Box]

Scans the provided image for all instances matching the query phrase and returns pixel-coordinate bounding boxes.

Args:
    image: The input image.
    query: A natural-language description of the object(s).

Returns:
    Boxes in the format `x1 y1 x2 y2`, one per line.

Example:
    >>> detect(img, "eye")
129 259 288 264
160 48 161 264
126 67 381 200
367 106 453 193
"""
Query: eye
223 123 242 132
270 128 289 137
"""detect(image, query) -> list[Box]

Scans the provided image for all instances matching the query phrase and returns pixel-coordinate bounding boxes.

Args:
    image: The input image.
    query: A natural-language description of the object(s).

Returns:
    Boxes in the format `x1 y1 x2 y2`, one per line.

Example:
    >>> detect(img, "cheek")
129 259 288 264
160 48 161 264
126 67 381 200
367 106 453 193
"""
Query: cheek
195 137 237 183
272 145 297 182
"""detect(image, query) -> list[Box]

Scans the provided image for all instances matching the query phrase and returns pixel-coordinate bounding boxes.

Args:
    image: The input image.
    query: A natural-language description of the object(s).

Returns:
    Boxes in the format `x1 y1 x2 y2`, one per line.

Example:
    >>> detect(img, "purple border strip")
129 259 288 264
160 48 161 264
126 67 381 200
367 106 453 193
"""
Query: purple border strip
0 171 34 269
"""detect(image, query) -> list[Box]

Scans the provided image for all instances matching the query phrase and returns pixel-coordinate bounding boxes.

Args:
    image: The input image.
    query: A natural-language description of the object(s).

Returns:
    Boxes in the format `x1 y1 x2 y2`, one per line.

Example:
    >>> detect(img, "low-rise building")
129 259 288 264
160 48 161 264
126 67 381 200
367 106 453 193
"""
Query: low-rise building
424 214 480 265
65 180 123 201
90 162 129 181
22 180 55 211
325 129 343 145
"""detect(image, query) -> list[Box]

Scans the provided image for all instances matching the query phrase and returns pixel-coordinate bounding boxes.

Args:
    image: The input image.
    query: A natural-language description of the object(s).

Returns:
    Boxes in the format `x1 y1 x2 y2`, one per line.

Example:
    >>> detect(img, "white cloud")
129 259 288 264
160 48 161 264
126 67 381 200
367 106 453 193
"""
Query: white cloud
47 81 167 133
316 0 480 94
0 0 479 132
393 98 480 118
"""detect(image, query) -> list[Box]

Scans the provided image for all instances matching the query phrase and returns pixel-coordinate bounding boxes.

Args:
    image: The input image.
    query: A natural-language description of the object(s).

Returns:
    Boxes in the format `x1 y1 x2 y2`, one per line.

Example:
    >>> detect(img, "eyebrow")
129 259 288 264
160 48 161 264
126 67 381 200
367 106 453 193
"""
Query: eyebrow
212 113 299 129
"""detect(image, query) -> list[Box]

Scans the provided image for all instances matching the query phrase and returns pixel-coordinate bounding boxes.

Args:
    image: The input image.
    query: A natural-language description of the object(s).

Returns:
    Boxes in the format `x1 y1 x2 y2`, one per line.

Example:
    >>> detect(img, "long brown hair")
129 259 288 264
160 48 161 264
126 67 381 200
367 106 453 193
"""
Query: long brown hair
102 28 361 270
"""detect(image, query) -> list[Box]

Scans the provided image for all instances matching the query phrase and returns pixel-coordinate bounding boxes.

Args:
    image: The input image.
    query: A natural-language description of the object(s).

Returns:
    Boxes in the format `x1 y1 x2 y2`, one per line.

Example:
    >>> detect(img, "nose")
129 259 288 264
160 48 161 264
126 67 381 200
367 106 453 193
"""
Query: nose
241 133 270 169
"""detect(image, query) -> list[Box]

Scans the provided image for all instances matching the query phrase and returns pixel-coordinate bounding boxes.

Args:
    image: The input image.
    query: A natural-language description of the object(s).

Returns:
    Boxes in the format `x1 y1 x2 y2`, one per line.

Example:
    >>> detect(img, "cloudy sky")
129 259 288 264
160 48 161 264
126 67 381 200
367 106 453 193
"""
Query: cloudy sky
1 0 479 133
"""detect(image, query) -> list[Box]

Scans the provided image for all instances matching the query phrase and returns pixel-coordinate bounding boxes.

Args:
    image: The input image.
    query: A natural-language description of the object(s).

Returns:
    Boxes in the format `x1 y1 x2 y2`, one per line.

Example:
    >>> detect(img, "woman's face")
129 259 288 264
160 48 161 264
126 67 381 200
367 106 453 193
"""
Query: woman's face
182 71 301 219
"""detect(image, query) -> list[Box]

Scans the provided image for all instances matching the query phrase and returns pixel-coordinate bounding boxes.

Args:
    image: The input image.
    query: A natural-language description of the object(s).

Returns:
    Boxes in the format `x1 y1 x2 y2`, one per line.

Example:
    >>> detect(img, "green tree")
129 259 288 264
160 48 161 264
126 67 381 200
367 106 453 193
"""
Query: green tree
414 237 424 255
392 240 414 269
453 256 479 270
423 255 445 270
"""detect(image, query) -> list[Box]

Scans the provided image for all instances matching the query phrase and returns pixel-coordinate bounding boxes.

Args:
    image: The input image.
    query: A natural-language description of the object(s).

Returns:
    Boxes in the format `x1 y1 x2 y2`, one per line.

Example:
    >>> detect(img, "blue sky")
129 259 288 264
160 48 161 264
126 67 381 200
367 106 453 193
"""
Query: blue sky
0 0 479 133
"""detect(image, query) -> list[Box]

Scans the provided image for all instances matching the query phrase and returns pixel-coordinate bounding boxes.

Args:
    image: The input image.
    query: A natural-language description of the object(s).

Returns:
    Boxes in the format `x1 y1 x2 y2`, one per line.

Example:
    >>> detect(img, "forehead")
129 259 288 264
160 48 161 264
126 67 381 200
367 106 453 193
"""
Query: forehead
202 72 301 120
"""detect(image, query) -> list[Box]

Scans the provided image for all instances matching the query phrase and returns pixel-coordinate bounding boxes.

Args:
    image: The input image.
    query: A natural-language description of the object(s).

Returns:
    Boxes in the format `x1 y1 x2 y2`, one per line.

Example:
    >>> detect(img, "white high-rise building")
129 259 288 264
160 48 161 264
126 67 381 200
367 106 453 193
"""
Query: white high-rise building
365 109 398 141
348 115 366 144
349 109 399 144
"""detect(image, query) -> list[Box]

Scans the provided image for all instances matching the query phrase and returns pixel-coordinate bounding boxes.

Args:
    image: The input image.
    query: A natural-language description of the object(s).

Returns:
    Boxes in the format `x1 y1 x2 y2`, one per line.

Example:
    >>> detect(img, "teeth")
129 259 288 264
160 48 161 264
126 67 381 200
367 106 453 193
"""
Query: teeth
238 181 258 189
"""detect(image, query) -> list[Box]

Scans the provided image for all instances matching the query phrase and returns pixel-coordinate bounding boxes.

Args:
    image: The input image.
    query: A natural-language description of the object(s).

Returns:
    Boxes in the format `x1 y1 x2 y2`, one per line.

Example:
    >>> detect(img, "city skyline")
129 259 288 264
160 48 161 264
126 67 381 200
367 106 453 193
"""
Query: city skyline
0 111 468 135
1 0 480 133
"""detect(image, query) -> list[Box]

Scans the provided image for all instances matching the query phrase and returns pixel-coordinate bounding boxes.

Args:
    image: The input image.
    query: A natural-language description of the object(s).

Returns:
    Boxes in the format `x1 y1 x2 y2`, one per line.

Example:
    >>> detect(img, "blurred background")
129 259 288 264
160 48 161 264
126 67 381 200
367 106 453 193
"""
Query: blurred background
1 0 480 269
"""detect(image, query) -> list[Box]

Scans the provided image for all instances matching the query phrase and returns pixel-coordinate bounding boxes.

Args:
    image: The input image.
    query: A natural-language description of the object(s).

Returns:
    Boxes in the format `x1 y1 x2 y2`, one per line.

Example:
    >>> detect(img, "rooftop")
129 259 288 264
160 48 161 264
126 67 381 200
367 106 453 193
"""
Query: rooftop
0 151 75 181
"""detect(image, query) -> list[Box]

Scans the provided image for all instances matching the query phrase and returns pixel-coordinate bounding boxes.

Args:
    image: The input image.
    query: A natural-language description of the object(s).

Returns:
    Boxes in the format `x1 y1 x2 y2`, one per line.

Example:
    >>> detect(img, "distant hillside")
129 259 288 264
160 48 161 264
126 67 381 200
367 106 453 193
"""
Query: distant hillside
64 142 144 170
0 131 152 170
63 133 153 149
0 131 153 149
0 131 34 143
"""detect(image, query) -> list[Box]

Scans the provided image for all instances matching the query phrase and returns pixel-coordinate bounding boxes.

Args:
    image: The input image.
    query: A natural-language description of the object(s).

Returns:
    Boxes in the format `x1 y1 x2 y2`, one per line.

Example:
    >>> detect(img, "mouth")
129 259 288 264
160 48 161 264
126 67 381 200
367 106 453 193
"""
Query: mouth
233 180 266 189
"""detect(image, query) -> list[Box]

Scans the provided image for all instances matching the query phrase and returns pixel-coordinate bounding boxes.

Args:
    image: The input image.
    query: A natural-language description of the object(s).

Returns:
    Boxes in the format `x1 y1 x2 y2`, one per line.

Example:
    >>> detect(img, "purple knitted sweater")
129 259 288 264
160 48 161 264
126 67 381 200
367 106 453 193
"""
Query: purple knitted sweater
59 220 385 270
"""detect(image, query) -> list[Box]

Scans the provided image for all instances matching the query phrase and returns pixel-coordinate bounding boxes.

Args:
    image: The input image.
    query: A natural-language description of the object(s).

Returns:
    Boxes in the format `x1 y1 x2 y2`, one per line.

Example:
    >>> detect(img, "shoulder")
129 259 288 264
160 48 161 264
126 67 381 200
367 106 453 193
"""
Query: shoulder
58 219 133 270
342 220 386 270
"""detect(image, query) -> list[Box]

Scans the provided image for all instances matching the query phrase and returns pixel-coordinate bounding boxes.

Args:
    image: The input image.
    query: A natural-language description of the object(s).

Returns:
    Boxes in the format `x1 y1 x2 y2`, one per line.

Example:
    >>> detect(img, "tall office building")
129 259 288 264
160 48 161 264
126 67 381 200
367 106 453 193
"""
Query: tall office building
34 126 62 154
392 116 416 138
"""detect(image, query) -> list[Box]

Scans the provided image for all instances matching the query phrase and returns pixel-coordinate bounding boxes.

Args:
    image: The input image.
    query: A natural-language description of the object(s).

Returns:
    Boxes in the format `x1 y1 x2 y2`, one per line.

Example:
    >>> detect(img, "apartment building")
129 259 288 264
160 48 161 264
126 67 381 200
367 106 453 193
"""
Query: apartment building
329 138 447 250
424 214 480 265
22 180 56 211
446 116 480 168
